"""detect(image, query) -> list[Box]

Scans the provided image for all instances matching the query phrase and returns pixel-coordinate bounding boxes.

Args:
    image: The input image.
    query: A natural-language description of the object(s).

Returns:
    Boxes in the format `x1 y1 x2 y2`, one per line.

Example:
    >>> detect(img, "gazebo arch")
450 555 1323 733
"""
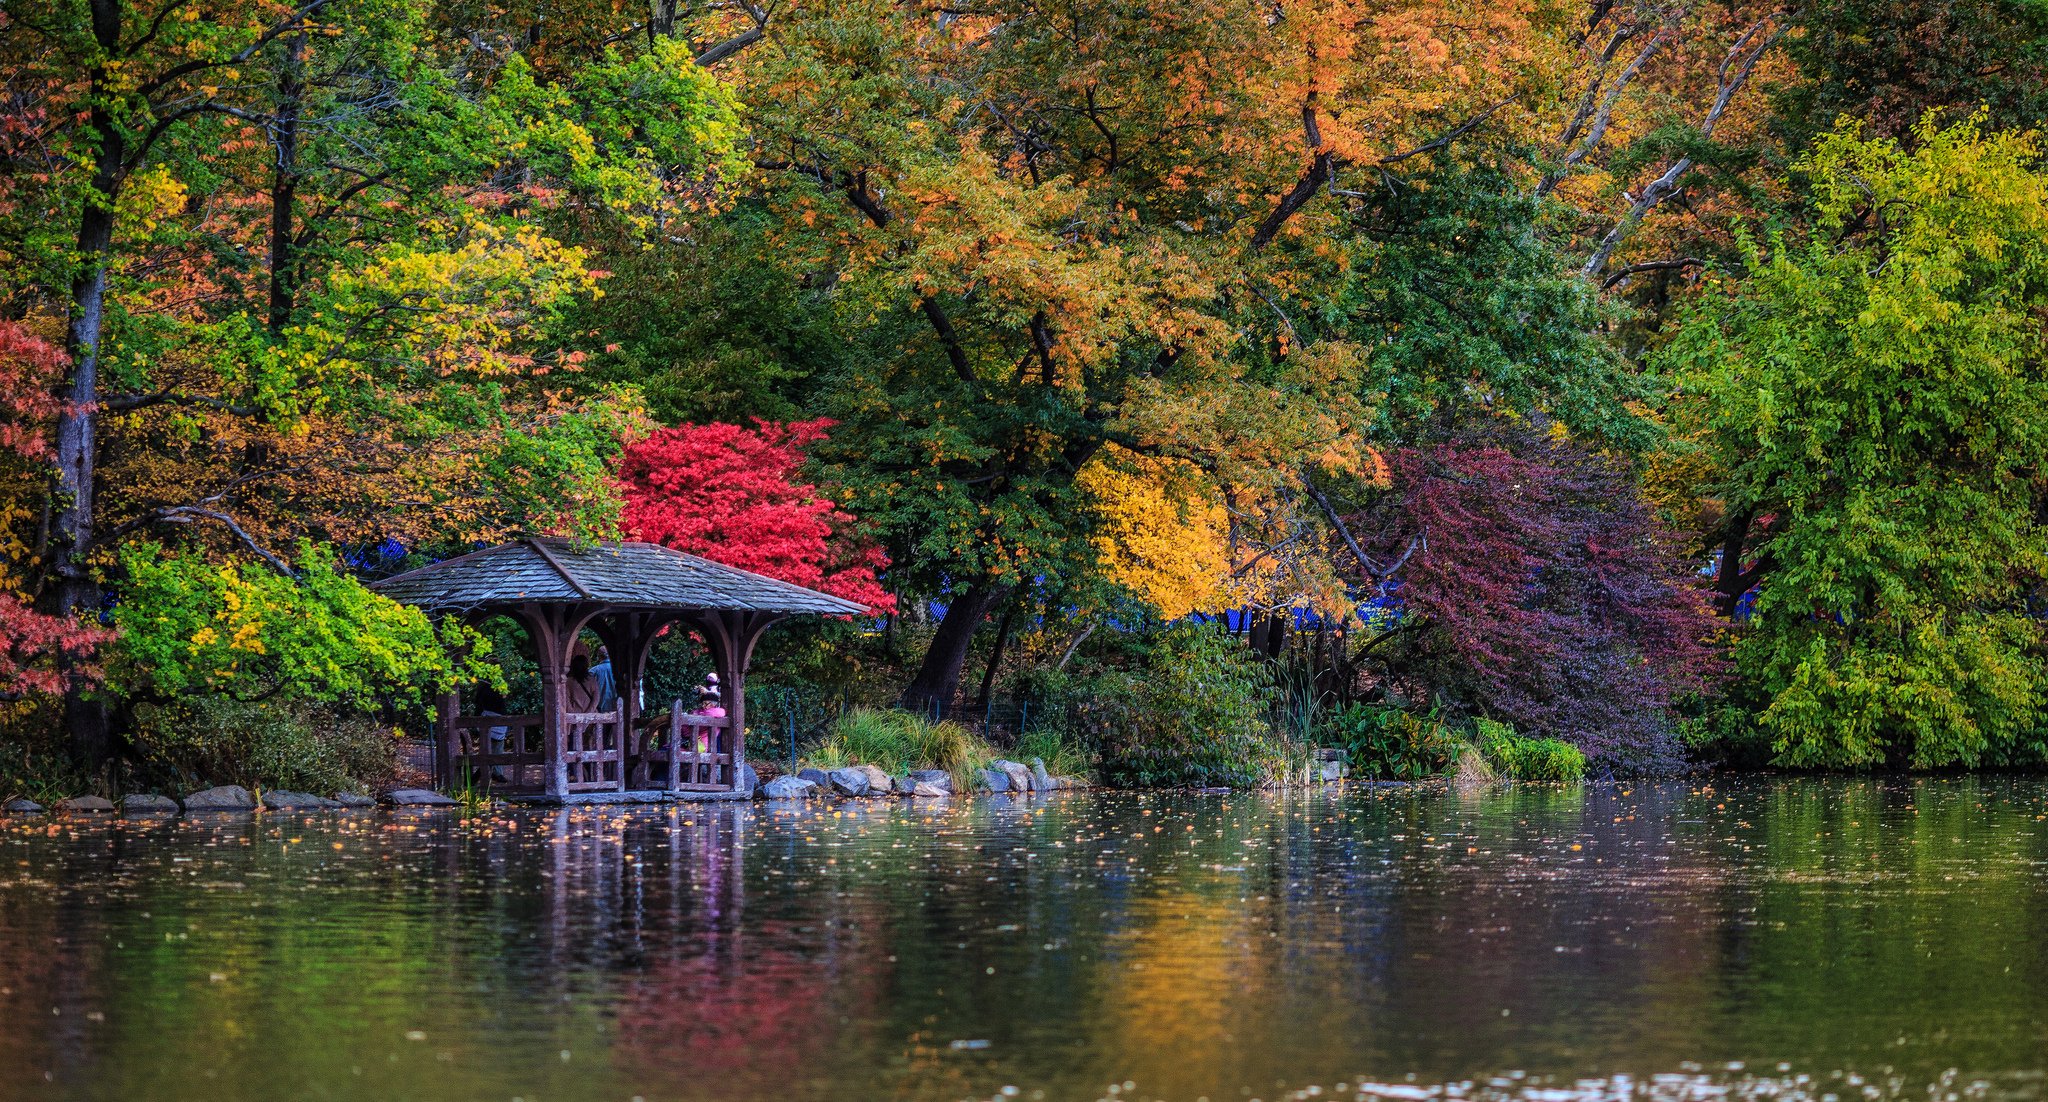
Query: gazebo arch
371 538 867 803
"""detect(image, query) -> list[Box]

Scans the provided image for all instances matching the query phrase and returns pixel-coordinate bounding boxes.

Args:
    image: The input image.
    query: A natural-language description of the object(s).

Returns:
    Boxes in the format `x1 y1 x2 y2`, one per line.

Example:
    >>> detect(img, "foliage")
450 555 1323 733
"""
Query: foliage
110 543 497 710
1348 424 1721 768
1665 116 2048 769
1473 717 1588 782
1076 447 1233 621
619 419 894 610
1319 703 1458 780
128 696 397 795
1080 624 1297 788
810 708 994 787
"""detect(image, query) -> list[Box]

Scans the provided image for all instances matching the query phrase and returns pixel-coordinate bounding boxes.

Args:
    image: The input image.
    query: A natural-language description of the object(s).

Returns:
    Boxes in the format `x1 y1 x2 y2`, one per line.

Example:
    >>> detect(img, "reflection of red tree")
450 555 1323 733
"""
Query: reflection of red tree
610 912 888 1083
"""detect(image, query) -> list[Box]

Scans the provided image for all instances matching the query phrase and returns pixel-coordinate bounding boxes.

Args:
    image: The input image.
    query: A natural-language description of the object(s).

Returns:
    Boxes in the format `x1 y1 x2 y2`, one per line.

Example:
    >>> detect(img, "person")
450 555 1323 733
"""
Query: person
476 683 511 784
589 646 618 713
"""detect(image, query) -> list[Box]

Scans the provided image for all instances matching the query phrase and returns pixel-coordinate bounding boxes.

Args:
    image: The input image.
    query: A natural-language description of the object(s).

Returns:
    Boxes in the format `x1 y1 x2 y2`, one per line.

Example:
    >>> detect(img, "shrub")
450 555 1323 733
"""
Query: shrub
1320 703 1458 780
1080 623 1298 788
1013 728 1090 780
129 696 398 795
1474 717 1587 782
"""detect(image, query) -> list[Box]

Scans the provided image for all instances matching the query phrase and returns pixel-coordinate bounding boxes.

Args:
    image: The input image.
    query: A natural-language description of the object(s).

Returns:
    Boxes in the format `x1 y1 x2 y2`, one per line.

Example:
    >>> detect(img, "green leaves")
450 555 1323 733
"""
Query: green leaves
1665 115 2048 767
110 543 497 711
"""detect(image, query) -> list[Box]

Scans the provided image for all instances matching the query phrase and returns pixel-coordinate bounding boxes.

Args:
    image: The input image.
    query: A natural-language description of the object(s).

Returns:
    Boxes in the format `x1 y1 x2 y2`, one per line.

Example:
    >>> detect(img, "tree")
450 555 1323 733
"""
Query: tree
1341 425 1720 767
1663 116 2048 768
617 419 894 611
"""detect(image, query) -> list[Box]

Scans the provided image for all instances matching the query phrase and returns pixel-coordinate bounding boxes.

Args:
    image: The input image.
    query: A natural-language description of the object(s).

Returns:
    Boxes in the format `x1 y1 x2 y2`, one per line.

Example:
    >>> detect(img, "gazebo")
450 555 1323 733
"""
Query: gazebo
371 538 867 802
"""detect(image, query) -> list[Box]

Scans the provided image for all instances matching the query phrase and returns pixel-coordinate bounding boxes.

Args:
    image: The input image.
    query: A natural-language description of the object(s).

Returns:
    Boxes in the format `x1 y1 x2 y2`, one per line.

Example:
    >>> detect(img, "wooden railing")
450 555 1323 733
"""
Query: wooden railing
638 701 740 792
445 713 546 790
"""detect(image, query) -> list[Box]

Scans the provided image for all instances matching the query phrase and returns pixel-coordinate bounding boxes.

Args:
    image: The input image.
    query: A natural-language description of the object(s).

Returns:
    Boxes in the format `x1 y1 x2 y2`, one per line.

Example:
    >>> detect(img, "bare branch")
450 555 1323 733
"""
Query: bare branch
153 508 296 577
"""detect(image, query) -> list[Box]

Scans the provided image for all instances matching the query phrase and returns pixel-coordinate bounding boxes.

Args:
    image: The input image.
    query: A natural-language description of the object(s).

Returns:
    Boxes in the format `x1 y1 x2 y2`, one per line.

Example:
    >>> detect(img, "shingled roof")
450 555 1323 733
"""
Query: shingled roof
370 538 869 616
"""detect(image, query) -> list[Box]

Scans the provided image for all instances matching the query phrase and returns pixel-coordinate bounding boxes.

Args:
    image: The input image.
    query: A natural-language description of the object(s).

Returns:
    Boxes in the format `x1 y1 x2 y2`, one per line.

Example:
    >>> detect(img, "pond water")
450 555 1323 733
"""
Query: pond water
4 779 2048 1102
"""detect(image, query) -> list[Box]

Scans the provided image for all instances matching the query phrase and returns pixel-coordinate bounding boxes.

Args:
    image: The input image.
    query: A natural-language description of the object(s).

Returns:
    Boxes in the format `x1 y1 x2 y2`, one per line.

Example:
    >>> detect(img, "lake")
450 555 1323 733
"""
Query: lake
3 778 2047 1102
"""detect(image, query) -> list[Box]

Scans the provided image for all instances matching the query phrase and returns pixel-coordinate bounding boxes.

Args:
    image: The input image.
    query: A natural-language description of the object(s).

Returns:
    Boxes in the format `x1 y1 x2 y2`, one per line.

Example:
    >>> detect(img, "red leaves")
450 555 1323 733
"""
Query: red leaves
617 419 896 612
0 593 109 700
0 320 65 461
1364 427 1721 765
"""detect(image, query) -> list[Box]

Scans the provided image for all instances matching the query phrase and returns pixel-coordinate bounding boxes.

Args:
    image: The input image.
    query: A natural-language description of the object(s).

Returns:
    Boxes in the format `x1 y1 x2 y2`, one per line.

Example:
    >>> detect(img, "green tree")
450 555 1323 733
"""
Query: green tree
1664 116 2048 768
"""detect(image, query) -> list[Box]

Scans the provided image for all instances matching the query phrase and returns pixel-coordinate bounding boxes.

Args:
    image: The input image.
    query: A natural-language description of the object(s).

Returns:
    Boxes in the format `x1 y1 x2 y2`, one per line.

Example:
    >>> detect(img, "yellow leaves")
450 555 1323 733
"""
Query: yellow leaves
1079 447 1232 619
116 167 188 238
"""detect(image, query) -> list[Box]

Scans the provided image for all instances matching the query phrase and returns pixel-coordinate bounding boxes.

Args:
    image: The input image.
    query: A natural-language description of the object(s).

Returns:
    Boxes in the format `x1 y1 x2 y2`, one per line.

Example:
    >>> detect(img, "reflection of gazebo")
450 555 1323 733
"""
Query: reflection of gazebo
371 538 866 802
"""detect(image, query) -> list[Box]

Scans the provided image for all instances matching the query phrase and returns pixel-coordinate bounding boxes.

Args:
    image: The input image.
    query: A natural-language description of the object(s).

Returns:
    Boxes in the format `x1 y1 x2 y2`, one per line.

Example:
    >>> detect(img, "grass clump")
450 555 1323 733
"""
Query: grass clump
1473 717 1587 782
810 708 995 786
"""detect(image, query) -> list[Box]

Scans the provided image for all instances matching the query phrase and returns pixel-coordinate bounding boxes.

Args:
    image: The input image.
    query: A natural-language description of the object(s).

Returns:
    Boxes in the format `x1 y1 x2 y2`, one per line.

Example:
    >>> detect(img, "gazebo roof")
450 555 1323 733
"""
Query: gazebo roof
370 538 869 616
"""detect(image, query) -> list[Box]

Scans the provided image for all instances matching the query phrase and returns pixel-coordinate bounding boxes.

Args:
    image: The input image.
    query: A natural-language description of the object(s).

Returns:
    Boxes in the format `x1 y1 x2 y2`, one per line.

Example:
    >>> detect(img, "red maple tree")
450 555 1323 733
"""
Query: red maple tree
1 321 111 700
617 419 894 612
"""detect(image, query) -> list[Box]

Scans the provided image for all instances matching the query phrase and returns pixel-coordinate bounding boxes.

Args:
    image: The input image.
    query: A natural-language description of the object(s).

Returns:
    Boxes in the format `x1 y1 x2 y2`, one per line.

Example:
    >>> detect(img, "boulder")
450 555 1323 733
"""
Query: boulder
381 787 456 807
122 794 180 815
334 793 377 809
761 775 817 799
855 765 892 794
1057 776 1090 790
911 780 953 798
827 768 870 797
1030 758 1059 791
184 785 256 811
54 795 115 813
3 798 45 815
263 790 342 811
996 760 1033 793
891 774 913 796
737 763 762 797
797 768 831 789
979 767 1011 793
907 769 954 795
1318 761 1343 783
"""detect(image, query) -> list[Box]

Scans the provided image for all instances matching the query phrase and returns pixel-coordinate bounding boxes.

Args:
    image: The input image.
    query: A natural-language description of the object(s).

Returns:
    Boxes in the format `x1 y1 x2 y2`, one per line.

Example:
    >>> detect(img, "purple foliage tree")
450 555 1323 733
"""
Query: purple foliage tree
1350 426 1721 767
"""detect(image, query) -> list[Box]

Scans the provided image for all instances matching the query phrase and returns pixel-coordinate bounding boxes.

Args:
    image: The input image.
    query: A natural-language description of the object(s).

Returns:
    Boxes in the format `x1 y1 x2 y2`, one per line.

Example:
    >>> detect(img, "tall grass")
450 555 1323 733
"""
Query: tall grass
808 708 999 787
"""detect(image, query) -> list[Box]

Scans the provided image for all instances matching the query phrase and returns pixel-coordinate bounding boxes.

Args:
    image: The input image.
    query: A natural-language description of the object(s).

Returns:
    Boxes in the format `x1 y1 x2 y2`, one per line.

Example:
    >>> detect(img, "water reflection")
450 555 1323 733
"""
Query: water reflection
2 779 2047 1102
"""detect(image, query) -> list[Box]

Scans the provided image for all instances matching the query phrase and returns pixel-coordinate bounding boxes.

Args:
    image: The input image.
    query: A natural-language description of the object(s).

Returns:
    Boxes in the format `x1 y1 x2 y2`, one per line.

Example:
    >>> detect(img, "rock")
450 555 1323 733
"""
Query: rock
334 793 377 808
54 795 115 813
907 769 954 795
911 780 952 798
184 785 256 811
381 787 456 807
3 798 44 814
762 775 816 799
855 764 892 794
1030 758 1059 791
996 759 1033 793
828 767 870 797
1318 761 1343 783
1057 776 1090 790
737 762 761 797
122 794 180 815
891 774 913 795
263 790 341 811
797 768 831 789
979 767 1011 793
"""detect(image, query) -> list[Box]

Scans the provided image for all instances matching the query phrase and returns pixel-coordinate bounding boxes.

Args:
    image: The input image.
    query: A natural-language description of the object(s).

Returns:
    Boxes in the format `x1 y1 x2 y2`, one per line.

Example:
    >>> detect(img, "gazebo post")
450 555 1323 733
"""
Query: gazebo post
528 603 571 801
437 688 459 791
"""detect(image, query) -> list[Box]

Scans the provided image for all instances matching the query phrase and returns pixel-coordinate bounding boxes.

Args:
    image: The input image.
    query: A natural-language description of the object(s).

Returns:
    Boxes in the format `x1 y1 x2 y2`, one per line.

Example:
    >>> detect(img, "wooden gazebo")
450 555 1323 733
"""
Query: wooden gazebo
372 538 866 802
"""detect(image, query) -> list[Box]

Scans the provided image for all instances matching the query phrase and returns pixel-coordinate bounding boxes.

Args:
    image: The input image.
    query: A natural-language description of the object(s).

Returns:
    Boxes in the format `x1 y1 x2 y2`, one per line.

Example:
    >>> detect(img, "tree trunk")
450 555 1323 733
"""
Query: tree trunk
51 1 128 769
266 33 305 333
900 582 1013 712
973 598 1020 708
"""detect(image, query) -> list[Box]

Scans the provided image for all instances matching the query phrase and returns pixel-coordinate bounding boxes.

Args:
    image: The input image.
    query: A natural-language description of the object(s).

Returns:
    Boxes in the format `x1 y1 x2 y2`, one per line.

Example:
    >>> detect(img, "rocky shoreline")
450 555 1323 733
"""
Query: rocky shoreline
1 757 1087 816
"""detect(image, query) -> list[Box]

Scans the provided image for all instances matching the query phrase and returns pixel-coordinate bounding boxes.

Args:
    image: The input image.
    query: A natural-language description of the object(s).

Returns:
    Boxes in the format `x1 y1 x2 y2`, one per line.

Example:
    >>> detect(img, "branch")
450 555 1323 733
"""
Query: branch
1600 255 1704 290
136 0 337 99
1379 97 1513 165
1301 469 1378 576
1538 23 1668 199
1581 13 1786 279
104 391 258 417
153 508 296 578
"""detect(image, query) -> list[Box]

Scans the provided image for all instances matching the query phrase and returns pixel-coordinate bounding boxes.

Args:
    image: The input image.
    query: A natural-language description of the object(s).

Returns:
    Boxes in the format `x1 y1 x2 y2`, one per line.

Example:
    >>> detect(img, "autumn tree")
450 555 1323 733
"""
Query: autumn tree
617 419 893 611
